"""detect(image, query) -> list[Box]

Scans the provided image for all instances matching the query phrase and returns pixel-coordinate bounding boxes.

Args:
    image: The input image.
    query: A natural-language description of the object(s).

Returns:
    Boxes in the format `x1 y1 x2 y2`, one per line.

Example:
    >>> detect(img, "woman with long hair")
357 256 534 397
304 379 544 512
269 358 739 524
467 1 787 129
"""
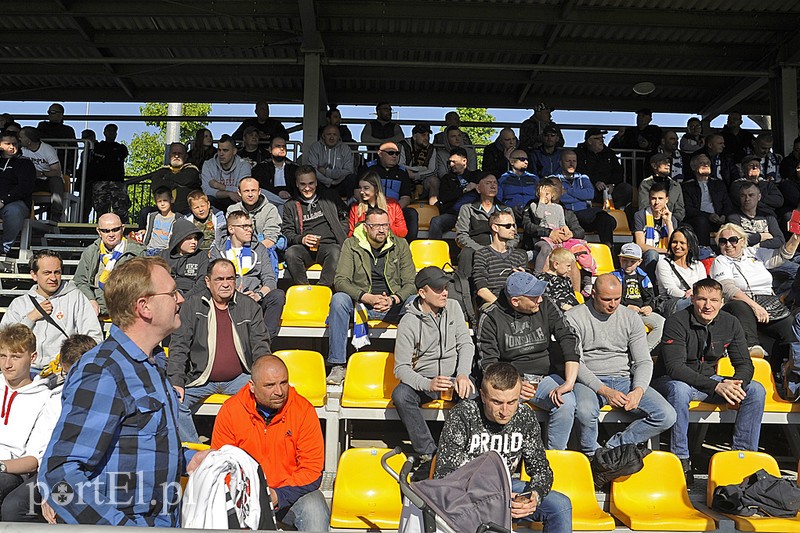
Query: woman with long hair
655 225 708 314
187 128 216 169
348 171 407 237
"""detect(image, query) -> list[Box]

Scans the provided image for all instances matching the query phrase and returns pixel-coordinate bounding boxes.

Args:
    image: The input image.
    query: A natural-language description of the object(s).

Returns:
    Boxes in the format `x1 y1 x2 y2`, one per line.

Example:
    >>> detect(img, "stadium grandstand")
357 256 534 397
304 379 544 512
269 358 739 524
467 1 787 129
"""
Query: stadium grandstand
0 1 799 531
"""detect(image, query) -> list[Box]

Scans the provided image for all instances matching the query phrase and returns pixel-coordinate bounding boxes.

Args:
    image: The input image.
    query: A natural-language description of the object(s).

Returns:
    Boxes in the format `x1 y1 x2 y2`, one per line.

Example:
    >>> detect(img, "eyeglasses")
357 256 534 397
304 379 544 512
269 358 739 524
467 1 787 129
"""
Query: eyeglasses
513 157 528 162
97 226 123 234
718 236 740 246
365 223 390 230
232 224 254 230
146 289 180 302
381 150 400 156
494 223 515 229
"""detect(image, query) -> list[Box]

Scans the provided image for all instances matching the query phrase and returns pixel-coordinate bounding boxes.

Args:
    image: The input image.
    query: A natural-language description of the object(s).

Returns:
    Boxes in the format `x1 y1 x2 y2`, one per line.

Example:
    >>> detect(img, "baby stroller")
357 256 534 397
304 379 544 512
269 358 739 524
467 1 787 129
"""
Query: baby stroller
381 448 512 533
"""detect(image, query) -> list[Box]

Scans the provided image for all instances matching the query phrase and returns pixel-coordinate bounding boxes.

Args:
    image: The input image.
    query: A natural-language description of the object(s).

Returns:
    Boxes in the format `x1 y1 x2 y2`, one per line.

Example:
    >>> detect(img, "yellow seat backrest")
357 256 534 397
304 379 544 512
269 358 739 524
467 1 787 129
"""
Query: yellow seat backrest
280 285 332 327
546 450 616 530
409 239 451 271
413 203 440 231
586 243 614 275
717 356 795 412
608 209 631 235
341 351 397 408
330 447 406 529
274 349 327 407
707 450 781 506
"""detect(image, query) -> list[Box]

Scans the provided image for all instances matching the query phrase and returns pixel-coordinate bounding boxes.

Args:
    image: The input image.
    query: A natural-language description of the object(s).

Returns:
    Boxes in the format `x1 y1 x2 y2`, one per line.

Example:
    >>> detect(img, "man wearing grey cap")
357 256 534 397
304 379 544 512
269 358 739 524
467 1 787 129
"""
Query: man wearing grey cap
476 271 581 450
392 266 475 478
566 274 675 455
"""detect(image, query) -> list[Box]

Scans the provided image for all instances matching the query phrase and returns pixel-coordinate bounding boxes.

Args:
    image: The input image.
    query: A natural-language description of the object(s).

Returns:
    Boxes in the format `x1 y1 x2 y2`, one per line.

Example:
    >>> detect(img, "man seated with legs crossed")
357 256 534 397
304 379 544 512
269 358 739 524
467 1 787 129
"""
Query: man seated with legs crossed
392 266 476 479
168 258 272 443
212 355 329 532
652 278 765 484
434 362 572 533
566 274 676 455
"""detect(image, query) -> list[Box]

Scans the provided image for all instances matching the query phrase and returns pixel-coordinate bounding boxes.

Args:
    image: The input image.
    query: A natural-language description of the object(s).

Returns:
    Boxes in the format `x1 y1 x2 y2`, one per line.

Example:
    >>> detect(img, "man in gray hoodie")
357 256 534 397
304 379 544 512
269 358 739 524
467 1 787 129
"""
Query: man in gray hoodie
305 125 355 198
226 177 281 249
392 266 475 476
1 250 103 370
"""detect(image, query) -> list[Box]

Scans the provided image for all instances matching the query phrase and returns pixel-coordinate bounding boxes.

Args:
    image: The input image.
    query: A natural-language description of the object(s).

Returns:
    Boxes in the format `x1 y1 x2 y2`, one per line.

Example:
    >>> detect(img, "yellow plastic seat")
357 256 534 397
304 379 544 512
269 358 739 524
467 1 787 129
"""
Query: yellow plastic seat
608 209 632 236
280 285 332 327
707 450 800 531
307 263 322 271
412 203 441 231
204 393 231 405
611 451 716 531
341 351 451 409
546 450 616 530
330 447 406 529
410 239 452 271
274 349 326 407
586 243 614 275
717 356 800 413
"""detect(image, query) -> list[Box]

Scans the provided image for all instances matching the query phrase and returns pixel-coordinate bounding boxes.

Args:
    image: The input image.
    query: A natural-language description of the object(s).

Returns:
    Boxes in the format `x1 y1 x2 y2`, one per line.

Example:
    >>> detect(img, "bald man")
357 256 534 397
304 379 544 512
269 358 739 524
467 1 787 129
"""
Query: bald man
565 274 675 455
74 213 144 315
482 127 519 179
211 355 329 531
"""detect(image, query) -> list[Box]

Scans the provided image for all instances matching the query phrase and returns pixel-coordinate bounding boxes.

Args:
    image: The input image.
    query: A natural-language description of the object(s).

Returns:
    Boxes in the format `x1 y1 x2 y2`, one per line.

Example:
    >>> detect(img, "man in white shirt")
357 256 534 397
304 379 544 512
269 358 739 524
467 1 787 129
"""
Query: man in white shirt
19 126 64 222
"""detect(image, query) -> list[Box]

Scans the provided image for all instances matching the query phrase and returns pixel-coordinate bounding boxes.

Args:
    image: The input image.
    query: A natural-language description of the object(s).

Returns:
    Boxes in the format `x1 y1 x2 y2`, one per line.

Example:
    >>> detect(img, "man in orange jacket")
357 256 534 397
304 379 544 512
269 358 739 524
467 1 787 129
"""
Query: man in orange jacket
211 355 329 531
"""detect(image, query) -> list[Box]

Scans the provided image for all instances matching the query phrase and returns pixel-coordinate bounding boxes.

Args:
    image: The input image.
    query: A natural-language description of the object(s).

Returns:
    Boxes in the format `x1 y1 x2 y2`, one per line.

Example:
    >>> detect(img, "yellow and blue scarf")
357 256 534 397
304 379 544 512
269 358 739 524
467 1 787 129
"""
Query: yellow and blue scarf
644 208 669 249
98 239 126 290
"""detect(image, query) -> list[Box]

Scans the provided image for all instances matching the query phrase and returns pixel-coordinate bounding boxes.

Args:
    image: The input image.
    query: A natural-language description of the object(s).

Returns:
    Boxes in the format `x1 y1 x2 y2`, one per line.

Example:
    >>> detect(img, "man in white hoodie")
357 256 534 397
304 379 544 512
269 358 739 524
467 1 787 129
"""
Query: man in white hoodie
0 324 58 515
1 250 103 370
305 125 355 198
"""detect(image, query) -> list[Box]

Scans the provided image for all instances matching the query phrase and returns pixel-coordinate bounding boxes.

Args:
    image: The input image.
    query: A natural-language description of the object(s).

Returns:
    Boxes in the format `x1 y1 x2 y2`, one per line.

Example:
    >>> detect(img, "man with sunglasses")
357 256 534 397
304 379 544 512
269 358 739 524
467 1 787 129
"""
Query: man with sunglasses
497 149 540 221
327 208 417 384
168 258 271 443
360 141 417 239
74 213 144 316
531 125 564 177
472 210 529 306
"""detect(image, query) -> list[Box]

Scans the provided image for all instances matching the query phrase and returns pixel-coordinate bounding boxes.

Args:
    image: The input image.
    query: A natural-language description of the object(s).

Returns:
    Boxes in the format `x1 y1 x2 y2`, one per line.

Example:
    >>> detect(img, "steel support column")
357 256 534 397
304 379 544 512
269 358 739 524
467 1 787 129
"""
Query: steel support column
302 52 322 148
779 66 798 155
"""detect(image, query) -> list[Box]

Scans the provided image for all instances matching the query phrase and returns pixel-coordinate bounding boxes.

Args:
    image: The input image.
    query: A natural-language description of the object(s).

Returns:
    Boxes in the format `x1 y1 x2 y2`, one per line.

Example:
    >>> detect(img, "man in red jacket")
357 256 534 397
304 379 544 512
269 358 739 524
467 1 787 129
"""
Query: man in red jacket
211 355 329 531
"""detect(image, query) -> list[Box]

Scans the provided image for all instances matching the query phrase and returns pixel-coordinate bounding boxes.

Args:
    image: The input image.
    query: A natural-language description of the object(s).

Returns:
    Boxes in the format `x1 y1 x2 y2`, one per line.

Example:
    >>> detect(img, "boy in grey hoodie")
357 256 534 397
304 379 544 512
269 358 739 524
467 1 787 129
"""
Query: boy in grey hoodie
392 266 475 475
159 218 208 299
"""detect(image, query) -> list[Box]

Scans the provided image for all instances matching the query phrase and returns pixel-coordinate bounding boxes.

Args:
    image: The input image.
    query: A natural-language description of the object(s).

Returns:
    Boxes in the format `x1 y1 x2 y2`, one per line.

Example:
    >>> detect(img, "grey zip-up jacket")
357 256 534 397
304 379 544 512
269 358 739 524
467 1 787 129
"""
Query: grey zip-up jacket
305 139 355 186
394 298 474 391
74 238 145 313
227 193 282 245
167 289 271 388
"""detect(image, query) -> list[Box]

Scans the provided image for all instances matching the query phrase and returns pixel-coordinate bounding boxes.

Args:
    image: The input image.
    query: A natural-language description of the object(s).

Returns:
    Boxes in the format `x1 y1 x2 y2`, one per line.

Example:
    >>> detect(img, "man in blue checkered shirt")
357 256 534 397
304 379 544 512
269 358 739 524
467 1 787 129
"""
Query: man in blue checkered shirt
39 257 190 526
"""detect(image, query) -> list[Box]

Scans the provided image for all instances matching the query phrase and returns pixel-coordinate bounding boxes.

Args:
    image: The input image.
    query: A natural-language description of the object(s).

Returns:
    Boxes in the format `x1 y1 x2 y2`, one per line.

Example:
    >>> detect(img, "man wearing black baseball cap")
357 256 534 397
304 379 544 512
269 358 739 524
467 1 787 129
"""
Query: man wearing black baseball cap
399 124 437 184
392 266 476 478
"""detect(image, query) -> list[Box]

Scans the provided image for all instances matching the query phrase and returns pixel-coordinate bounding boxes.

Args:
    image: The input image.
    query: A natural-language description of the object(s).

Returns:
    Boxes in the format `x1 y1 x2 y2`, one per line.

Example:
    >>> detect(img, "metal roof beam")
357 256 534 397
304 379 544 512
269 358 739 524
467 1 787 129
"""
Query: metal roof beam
699 78 769 120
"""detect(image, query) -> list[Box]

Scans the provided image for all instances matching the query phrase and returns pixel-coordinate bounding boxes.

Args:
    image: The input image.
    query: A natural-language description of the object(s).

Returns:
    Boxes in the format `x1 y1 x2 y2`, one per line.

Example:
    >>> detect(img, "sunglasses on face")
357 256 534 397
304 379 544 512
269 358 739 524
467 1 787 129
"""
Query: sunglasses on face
513 157 528 162
718 236 740 246
381 150 400 156
494 223 515 229
98 226 123 234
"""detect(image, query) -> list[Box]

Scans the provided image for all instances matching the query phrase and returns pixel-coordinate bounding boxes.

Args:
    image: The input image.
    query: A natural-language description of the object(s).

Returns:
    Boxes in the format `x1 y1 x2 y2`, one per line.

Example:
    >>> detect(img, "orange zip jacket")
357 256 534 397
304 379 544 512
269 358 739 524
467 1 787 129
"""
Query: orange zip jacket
211 385 324 509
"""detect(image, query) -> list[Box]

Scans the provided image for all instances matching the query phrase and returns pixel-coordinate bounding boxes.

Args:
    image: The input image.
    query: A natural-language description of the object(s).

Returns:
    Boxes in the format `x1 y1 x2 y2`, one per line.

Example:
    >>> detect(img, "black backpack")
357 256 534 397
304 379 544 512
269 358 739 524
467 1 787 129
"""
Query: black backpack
590 444 651 490
444 263 476 328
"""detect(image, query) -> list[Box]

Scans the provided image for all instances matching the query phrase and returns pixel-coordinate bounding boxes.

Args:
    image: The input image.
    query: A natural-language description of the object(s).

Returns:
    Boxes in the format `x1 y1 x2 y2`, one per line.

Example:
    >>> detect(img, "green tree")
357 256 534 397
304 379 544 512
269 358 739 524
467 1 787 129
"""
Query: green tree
454 107 496 167
124 102 212 175
124 103 211 216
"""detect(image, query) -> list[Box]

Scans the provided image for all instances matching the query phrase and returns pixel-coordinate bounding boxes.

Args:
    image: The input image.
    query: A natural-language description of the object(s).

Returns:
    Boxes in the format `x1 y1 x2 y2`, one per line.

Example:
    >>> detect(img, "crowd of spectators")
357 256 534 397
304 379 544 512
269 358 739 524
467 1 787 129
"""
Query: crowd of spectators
1 100 800 527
